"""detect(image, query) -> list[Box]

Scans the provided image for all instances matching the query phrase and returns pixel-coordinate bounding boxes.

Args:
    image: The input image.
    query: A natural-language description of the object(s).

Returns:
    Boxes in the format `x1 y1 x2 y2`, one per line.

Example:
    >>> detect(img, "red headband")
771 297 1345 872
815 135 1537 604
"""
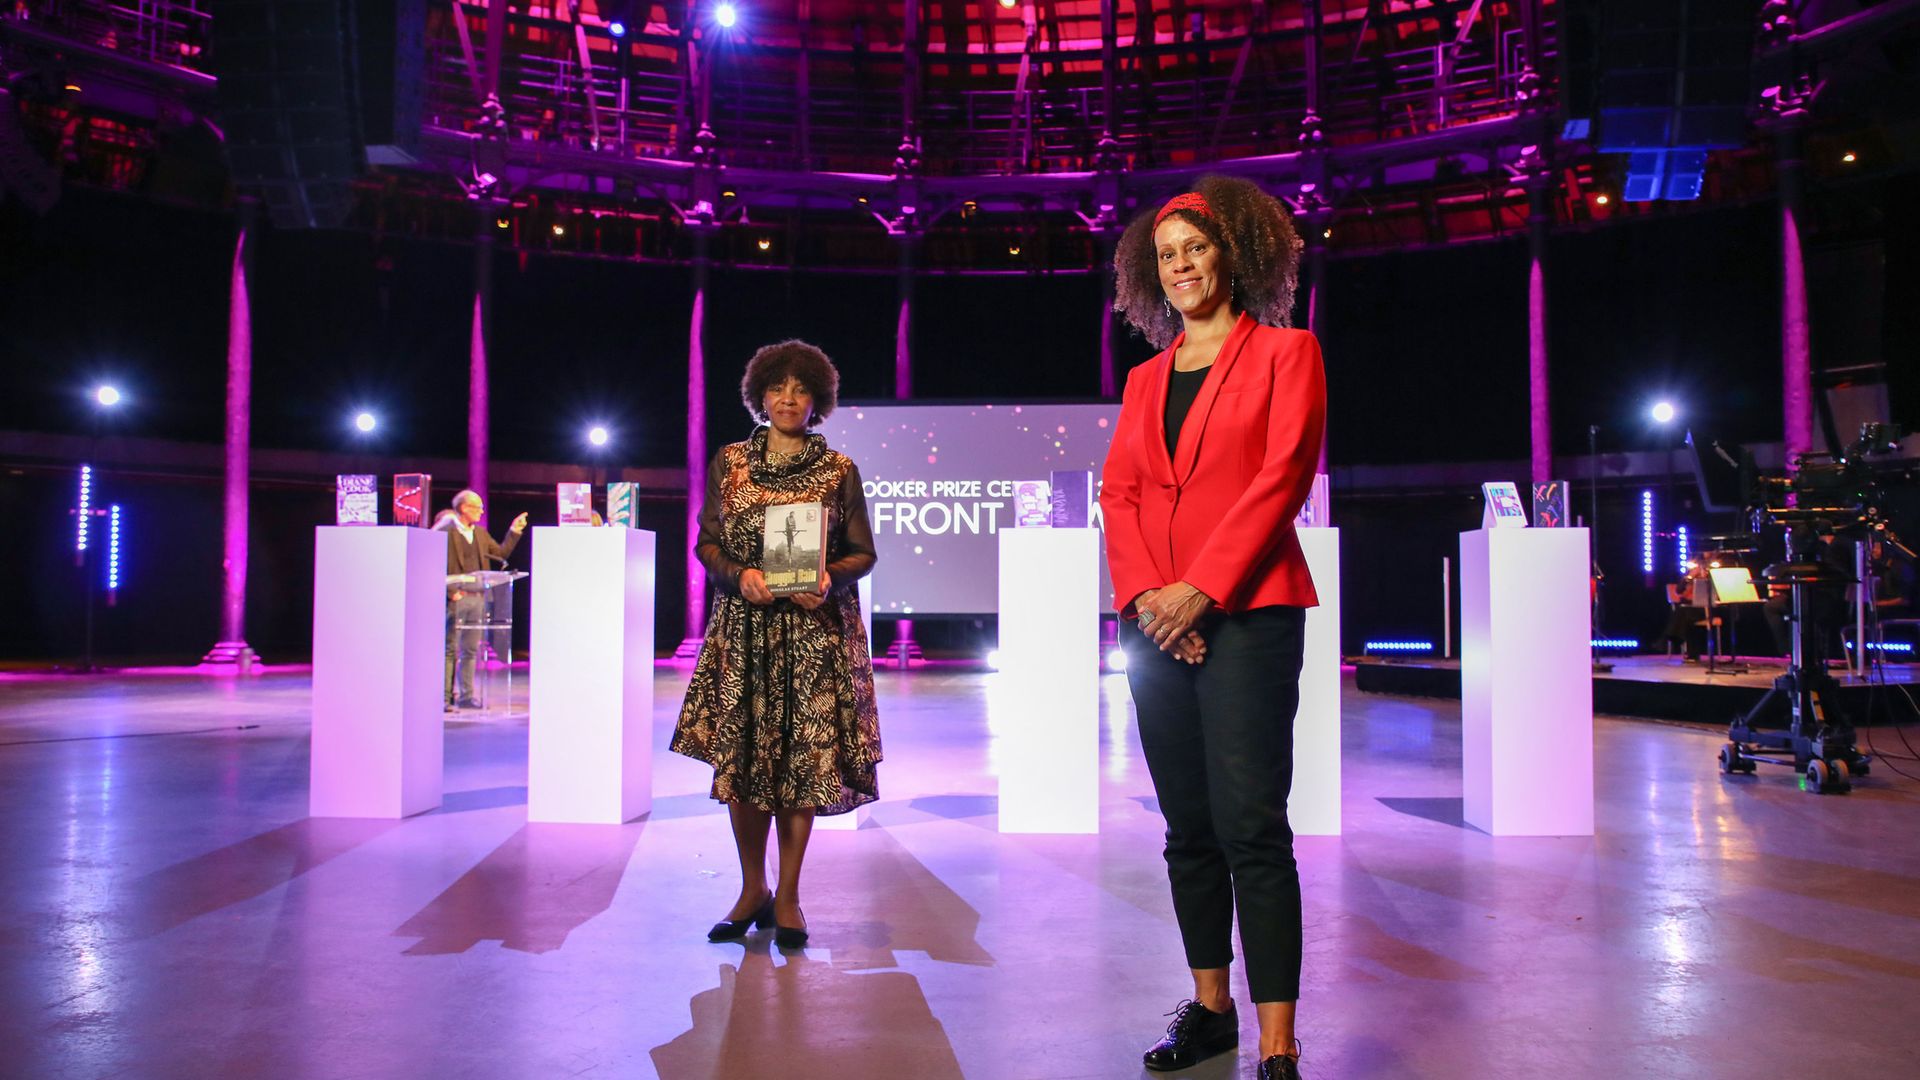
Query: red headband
1154 192 1214 228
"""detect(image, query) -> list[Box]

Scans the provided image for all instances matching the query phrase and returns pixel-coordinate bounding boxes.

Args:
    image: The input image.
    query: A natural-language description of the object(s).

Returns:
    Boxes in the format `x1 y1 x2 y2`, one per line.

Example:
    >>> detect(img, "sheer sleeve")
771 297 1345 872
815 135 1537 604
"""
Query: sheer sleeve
696 447 749 596
826 462 876 594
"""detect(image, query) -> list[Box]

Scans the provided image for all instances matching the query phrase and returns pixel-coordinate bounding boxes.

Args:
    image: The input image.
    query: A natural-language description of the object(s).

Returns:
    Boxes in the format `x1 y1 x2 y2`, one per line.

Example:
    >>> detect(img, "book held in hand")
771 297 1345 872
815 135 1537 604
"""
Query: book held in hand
761 501 827 596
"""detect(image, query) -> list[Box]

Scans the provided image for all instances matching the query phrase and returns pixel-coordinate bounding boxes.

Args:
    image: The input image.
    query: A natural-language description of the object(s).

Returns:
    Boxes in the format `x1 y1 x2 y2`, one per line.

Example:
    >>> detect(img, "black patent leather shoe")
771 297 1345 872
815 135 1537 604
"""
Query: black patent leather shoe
1143 999 1238 1072
773 924 810 949
1256 1047 1304 1080
706 894 774 942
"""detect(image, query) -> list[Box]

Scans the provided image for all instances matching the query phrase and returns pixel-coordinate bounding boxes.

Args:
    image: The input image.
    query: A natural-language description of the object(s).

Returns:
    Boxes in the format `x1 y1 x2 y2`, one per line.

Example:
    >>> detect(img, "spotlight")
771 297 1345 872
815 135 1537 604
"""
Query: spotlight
552 223 567 237
1008 243 1022 256
998 0 1017 8
588 425 610 448
64 83 83 94
353 411 378 434
1322 228 1332 239
608 20 627 37
756 237 772 252
95 385 122 407
722 189 736 200
1105 647 1129 672
1842 151 1857 164
714 2 738 29
496 216 510 229
984 649 1002 670
1594 194 1611 206
1649 401 1676 424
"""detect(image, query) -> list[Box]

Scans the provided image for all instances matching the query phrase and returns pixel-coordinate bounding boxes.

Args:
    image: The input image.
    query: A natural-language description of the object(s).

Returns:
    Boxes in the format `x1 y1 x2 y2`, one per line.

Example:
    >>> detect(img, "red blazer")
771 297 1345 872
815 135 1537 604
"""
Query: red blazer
1100 312 1327 618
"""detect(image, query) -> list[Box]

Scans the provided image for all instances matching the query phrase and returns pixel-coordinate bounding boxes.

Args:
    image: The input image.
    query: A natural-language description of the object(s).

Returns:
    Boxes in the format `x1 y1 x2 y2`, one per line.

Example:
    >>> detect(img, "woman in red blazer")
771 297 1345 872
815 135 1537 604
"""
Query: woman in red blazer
1100 176 1325 1080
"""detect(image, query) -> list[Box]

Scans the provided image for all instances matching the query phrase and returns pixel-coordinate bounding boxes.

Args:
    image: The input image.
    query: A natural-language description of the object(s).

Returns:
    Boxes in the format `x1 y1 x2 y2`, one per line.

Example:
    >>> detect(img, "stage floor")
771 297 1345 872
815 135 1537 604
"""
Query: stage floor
4 668 1920 1078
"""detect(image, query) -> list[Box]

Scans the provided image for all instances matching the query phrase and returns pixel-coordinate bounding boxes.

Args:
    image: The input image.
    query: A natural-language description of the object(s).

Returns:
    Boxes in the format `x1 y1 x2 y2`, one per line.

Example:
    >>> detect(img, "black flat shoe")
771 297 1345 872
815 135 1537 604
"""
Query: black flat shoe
1143 999 1238 1072
772 924 810 949
1257 1053 1303 1080
705 894 774 942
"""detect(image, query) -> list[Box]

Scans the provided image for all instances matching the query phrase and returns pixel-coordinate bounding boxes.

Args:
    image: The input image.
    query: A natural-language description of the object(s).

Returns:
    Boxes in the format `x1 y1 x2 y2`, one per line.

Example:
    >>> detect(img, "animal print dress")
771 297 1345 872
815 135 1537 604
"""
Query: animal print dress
671 428 881 814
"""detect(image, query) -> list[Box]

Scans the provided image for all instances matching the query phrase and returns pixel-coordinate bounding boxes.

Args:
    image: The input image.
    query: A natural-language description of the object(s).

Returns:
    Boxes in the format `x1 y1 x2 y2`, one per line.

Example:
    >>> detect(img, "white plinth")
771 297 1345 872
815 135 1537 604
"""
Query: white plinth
1293 527 1342 836
310 526 447 818
996 528 1100 834
1460 527 1594 836
528 526 655 824
817 574 876 832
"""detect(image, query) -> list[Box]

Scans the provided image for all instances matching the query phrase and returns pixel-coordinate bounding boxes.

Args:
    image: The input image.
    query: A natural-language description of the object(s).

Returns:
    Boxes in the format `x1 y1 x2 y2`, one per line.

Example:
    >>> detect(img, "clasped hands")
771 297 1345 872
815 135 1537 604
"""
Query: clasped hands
738 569 832 610
1136 581 1212 665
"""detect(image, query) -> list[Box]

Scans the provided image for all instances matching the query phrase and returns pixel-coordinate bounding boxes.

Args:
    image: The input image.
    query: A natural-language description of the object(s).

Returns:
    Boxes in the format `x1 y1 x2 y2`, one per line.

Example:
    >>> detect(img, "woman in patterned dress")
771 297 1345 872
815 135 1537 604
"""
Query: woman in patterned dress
672 339 881 950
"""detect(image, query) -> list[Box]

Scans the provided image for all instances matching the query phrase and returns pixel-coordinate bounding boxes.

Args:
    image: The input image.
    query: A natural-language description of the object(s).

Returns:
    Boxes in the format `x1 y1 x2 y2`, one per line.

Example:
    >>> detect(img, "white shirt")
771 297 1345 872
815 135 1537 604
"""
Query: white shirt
455 521 475 544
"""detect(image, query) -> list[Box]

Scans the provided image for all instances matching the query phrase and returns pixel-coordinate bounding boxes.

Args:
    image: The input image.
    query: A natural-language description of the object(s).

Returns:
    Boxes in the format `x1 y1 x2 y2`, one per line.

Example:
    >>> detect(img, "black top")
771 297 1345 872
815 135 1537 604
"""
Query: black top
1165 365 1211 459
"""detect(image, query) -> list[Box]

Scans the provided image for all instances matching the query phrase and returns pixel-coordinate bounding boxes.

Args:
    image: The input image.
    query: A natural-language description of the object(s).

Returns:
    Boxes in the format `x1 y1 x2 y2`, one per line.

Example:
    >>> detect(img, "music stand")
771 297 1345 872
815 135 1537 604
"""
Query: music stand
1704 566 1761 674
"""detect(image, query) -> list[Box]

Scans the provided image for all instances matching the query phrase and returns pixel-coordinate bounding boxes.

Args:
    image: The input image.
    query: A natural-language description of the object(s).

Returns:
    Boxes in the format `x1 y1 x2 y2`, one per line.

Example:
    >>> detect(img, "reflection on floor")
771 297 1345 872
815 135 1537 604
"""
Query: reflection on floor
3 667 1919 1078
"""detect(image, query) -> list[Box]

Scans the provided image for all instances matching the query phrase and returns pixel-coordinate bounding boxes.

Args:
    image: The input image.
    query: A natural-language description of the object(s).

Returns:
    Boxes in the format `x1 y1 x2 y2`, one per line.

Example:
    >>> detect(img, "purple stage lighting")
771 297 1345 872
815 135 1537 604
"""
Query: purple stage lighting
588 425 610 448
608 20 627 37
354 411 377 434
108 504 122 594
714 2 738 29
95 385 122 407
76 465 92 554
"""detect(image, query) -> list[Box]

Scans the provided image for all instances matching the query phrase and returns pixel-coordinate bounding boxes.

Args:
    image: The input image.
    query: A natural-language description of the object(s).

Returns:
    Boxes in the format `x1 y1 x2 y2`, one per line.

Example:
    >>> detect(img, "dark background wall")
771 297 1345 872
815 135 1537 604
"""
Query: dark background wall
3 181 1913 664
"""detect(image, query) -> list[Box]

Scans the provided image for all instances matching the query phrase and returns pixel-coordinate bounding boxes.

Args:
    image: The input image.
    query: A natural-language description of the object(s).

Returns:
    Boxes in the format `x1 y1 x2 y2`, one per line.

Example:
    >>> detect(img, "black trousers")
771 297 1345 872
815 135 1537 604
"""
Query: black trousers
1123 604 1306 1003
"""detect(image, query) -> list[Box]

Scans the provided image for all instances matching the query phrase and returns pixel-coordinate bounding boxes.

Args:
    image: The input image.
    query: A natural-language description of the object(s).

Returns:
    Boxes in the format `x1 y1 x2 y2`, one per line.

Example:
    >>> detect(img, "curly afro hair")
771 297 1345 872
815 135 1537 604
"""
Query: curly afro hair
740 339 840 426
1112 174 1303 350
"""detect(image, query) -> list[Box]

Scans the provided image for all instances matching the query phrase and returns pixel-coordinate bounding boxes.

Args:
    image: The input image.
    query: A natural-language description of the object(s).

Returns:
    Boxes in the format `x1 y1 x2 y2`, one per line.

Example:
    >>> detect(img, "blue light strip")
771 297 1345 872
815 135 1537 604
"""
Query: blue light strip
1677 524 1689 573
76 465 92 552
108 504 122 592
1641 490 1655 574
1845 641 1915 654
1365 641 1435 653
1591 638 1640 649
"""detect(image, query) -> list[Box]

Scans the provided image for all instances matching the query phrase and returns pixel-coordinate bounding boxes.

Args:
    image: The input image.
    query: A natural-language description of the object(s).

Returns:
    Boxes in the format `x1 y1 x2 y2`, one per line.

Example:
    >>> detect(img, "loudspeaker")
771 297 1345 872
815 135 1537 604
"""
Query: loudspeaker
214 0 424 229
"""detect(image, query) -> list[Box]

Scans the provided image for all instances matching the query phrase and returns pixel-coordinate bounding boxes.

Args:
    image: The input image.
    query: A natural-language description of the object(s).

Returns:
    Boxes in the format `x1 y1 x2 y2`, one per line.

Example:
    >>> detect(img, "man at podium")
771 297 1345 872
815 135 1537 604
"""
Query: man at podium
442 490 528 710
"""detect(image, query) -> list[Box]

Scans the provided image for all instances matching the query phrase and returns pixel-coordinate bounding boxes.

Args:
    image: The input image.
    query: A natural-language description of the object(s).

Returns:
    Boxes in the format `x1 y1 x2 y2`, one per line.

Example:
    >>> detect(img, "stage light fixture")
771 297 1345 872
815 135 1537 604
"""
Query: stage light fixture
108 505 122 594
756 237 772 252
1595 194 1611 206
1591 638 1639 650
1363 641 1434 654
354 411 378 434
609 20 627 37
984 649 1002 670
552 223 567 237
64 83 82 94
1008 243 1022 256
588 425 610 447
998 0 1017 8
95 385 122 407
1842 151 1857 164
1677 524 1689 574
1641 490 1655 574
1105 647 1128 672
496 216 510 229
1322 228 1332 239
76 465 92 553
715 2 738 29
1650 401 1676 424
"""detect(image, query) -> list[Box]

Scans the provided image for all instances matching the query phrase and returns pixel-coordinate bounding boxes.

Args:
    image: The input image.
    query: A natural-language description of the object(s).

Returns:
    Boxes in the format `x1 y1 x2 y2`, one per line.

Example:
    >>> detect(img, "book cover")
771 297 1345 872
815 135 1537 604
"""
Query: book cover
1049 470 1092 528
1294 473 1331 529
393 473 431 527
1482 481 1530 529
1013 481 1053 528
762 501 827 596
557 483 594 526
336 474 378 526
1532 481 1569 528
607 482 638 528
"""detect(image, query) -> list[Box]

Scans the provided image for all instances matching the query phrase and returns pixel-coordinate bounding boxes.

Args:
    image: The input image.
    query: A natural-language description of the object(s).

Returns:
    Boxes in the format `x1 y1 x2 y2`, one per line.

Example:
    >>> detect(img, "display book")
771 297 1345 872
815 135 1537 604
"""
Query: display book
761 502 828 596
336 475 379 526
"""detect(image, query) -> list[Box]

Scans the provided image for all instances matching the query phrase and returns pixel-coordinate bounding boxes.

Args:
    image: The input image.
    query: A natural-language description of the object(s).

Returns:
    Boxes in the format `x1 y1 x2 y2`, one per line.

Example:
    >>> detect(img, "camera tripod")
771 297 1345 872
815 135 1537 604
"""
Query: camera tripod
1719 556 1870 794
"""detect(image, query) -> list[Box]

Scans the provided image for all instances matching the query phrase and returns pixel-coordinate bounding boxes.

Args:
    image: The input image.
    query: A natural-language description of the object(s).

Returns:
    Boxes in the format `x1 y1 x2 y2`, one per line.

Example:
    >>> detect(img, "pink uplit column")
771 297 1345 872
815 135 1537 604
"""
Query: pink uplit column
201 222 254 668
469 296 489 505
1527 181 1553 486
679 235 711 657
1781 202 1813 467
1098 233 1117 398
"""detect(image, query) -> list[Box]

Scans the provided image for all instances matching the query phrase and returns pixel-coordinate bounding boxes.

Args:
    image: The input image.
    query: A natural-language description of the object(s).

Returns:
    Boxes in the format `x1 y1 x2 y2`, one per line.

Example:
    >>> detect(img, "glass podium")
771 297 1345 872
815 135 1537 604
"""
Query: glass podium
449 569 529 718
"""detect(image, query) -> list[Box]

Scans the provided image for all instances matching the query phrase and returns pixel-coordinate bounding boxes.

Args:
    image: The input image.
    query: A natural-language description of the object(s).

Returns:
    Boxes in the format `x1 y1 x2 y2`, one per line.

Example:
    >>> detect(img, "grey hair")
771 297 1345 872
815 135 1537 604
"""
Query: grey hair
452 489 482 510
